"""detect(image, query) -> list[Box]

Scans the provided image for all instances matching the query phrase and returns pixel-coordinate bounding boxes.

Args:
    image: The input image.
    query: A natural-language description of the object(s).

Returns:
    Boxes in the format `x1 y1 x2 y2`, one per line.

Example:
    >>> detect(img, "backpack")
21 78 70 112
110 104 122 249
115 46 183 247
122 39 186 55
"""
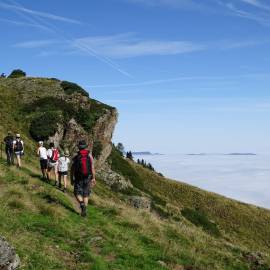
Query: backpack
4 136 13 150
50 148 59 162
74 150 92 178
15 140 23 151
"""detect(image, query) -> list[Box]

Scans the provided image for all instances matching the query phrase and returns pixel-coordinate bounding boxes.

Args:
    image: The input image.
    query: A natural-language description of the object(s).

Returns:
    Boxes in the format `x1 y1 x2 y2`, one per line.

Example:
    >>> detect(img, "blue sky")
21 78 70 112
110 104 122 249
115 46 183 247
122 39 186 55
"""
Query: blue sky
1 0 270 153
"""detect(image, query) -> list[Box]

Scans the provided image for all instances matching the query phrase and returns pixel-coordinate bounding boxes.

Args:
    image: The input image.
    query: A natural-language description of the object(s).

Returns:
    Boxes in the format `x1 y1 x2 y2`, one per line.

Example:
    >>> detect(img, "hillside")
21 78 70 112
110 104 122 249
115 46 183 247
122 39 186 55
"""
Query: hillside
0 74 270 270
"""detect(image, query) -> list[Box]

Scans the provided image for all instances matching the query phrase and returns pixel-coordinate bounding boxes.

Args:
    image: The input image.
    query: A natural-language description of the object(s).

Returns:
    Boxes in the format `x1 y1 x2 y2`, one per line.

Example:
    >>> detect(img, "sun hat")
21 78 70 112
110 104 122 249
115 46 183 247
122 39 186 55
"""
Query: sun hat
16 134 20 138
78 140 87 150
38 141 43 145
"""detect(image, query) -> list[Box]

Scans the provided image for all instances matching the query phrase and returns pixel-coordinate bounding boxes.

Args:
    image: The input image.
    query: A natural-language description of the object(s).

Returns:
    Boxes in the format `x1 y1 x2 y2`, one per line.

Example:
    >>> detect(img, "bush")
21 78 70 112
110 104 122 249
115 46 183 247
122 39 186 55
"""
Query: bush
30 112 62 141
92 141 103 159
60 81 89 97
181 208 221 237
8 69 26 78
109 147 144 190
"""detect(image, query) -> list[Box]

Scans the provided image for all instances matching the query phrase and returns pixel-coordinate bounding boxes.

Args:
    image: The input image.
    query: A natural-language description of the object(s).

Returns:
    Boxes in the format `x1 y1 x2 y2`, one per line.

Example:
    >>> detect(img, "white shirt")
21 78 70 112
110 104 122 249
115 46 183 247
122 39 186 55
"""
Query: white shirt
58 157 70 172
38 146 47 160
47 149 52 159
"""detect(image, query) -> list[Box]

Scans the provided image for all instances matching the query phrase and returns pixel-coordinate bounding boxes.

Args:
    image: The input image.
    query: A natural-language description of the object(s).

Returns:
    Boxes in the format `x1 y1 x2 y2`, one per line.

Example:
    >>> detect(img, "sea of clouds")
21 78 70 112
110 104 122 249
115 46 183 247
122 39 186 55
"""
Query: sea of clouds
134 153 270 209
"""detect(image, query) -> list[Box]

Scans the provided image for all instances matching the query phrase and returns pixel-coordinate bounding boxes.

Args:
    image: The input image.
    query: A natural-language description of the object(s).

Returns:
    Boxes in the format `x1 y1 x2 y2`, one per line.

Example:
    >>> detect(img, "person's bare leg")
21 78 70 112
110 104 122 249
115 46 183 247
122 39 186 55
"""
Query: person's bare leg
83 197 89 207
16 155 21 168
63 175 67 189
54 166 58 183
76 195 83 204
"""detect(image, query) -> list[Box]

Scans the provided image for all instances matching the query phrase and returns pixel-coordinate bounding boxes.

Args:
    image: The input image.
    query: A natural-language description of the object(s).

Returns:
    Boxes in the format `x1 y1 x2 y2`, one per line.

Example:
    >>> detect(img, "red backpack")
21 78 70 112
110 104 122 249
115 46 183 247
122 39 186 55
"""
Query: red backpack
51 148 59 162
75 150 92 178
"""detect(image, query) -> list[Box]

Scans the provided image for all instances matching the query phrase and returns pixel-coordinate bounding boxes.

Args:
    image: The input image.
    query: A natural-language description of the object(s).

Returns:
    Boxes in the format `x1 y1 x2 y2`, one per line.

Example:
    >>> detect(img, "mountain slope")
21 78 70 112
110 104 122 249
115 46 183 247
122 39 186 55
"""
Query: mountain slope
0 75 270 270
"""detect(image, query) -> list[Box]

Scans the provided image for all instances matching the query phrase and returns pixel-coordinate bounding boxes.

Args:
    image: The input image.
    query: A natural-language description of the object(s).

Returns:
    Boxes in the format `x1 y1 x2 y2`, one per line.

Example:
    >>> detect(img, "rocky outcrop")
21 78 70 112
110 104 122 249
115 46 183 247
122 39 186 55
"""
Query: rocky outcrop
48 107 118 169
96 163 133 191
0 237 20 270
128 196 151 210
92 108 118 168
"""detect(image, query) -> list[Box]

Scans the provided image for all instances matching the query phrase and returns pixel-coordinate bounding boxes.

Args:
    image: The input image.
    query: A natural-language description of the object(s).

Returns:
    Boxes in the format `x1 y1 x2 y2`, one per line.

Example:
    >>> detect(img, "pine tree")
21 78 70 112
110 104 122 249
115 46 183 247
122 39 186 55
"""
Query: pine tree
116 143 125 156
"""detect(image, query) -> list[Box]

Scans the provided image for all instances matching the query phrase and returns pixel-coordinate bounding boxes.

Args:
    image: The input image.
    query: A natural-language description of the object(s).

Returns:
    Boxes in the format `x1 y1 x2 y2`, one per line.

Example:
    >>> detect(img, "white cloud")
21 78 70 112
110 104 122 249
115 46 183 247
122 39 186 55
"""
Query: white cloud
0 2 81 24
0 18 50 30
14 39 58 48
73 33 204 58
124 0 203 10
240 0 270 11
216 1 270 26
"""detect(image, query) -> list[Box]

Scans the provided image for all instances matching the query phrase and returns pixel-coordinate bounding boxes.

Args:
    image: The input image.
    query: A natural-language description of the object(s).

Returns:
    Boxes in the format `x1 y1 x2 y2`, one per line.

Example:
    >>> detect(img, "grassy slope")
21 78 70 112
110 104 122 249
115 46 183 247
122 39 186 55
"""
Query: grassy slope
1 77 270 269
2 157 270 270
131 161 270 252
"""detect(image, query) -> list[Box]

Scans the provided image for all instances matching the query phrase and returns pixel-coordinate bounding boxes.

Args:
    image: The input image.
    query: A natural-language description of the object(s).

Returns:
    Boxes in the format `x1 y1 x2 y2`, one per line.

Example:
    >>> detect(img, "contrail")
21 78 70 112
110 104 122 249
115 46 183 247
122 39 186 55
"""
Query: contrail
5 0 132 78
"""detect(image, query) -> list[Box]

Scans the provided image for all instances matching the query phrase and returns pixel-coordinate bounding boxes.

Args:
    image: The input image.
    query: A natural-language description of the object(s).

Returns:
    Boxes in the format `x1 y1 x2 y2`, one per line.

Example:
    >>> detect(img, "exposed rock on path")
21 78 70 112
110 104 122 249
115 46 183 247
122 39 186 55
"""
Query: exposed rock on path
0 237 20 270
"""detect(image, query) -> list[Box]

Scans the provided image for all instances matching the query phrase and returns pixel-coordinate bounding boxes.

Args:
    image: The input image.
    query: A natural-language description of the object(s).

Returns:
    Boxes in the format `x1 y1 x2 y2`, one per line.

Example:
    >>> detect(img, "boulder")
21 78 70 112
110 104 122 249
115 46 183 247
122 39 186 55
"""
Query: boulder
97 163 133 191
0 237 20 270
129 196 151 210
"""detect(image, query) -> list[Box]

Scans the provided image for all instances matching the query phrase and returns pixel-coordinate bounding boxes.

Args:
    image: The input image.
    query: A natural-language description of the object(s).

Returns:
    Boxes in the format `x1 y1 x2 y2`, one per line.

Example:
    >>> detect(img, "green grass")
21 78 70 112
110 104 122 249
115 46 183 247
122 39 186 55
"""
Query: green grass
2 157 269 269
1 76 270 269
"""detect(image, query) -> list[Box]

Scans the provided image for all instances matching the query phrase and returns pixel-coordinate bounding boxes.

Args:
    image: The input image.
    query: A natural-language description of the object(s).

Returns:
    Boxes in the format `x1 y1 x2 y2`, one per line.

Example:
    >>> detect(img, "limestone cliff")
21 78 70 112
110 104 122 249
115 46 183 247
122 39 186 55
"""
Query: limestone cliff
0 77 117 168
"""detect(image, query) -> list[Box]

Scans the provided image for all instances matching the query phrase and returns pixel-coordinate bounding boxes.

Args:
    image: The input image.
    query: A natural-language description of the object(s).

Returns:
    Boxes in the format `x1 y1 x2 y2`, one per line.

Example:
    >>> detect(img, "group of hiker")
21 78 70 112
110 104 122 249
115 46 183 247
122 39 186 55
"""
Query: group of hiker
3 132 96 217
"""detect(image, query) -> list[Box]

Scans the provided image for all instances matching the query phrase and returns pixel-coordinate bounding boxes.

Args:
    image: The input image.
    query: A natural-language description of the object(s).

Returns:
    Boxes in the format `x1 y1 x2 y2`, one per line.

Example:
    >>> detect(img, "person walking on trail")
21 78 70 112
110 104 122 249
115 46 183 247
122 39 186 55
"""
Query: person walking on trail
37 141 48 180
13 134 24 168
47 142 60 186
71 140 96 217
58 151 70 193
3 131 14 165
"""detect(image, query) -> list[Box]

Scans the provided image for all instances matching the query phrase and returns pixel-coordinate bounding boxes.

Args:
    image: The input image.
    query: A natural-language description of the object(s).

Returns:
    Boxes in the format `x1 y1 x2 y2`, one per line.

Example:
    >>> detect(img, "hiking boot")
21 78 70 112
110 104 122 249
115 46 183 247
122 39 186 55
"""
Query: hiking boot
63 188 67 193
81 204 87 217
54 181 58 186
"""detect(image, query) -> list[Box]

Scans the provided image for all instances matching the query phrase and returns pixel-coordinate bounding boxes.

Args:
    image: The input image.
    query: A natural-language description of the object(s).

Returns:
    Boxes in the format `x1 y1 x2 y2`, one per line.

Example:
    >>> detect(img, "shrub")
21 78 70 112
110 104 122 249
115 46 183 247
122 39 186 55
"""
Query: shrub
60 80 89 97
30 112 62 141
109 147 144 190
92 141 103 159
8 69 26 78
75 100 112 131
25 97 76 122
181 208 221 237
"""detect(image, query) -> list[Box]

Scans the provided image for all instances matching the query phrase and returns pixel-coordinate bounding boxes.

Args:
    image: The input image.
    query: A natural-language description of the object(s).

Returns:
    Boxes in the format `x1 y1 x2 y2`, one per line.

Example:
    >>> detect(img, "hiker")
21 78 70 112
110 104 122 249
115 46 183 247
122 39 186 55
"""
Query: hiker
70 140 96 217
47 142 60 185
37 141 48 180
13 134 24 168
3 131 14 165
58 150 70 193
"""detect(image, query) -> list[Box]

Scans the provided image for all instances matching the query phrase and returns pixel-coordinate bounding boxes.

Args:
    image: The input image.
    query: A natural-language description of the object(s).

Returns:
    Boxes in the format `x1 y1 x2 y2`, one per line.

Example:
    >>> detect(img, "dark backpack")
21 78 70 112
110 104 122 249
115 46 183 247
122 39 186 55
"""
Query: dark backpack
15 140 23 151
4 136 13 150
74 150 92 178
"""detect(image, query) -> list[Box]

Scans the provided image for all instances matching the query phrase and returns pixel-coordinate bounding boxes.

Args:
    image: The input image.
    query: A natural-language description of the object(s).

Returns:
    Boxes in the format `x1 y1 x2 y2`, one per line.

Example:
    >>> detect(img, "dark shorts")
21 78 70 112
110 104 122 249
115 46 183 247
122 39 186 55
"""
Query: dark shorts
74 177 91 197
40 159 48 170
58 171 68 176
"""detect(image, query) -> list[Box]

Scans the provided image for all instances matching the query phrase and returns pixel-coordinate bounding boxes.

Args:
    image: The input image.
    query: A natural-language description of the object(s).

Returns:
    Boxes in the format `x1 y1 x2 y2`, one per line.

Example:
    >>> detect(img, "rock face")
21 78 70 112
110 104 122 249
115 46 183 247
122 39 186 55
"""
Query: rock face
1 77 118 169
0 237 20 270
92 109 118 168
49 108 118 169
96 163 133 191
